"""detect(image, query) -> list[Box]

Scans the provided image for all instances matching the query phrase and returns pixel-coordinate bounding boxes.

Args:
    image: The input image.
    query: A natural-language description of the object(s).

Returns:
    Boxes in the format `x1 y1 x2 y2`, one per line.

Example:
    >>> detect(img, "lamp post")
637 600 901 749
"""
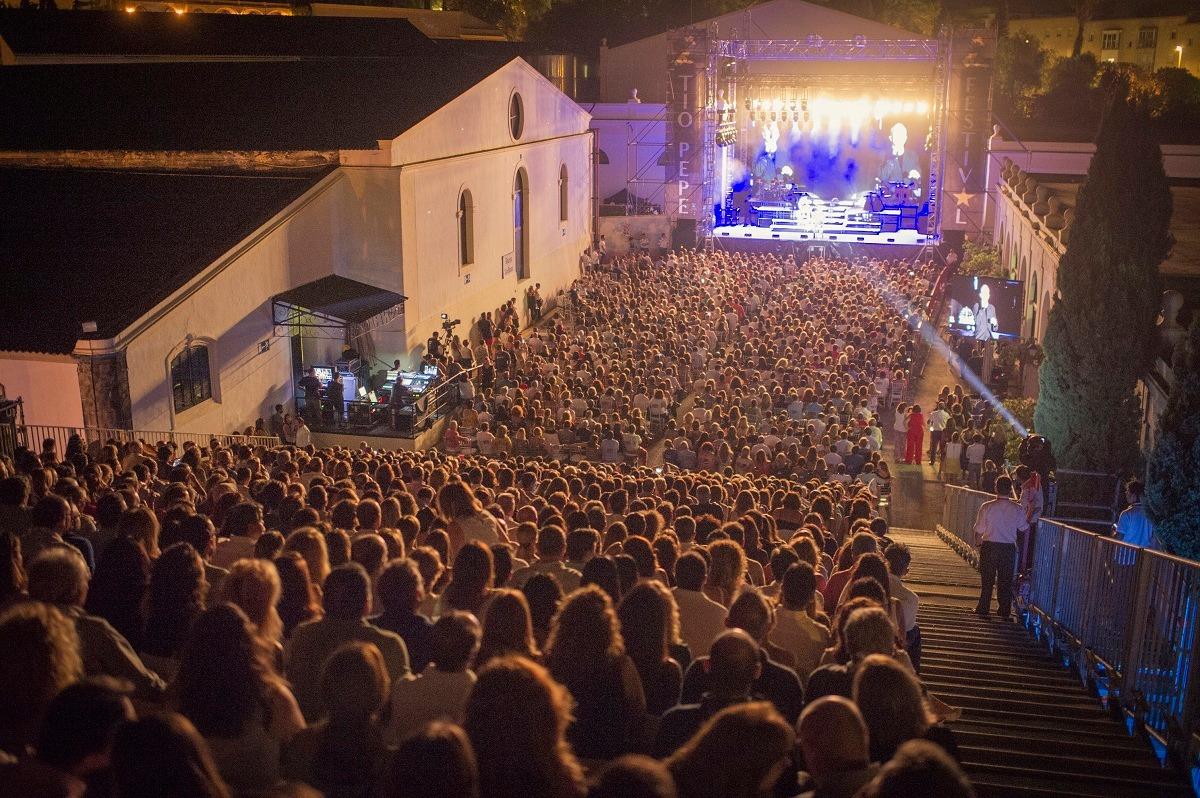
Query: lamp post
1176 45 1184 68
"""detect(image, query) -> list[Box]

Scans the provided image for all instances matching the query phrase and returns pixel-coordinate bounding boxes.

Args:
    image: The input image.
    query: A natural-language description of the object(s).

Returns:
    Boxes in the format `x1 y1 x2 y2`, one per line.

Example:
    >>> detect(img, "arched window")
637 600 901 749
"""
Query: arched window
513 167 529 281
509 92 524 140
597 149 611 165
170 341 212 414
559 164 569 223
457 189 474 267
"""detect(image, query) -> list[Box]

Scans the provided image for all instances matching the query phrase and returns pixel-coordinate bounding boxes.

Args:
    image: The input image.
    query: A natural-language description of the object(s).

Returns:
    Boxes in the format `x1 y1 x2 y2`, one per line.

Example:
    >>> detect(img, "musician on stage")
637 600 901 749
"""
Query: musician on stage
878 122 920 187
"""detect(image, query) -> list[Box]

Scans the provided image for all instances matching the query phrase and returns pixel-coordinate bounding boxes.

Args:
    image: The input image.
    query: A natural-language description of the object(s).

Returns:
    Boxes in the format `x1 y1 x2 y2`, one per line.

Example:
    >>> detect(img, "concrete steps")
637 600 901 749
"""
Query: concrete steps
895 527 1191 797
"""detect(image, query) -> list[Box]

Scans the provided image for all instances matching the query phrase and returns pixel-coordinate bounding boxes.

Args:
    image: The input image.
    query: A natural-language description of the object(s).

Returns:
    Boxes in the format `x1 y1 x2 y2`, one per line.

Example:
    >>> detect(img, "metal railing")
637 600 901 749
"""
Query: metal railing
22 424 279 453
939 483 990 568
1027 518 1200 770
941 483 1200 772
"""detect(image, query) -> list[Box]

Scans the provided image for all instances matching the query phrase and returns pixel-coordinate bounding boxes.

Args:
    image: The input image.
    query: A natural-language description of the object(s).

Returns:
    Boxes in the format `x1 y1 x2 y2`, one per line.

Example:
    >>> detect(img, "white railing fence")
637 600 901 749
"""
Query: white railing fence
22 424 279 454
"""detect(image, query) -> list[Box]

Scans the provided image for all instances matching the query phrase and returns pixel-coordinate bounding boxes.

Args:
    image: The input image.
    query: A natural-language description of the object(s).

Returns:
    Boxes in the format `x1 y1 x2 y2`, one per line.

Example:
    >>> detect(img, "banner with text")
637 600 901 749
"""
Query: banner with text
942 28 996 234
666 27 707 233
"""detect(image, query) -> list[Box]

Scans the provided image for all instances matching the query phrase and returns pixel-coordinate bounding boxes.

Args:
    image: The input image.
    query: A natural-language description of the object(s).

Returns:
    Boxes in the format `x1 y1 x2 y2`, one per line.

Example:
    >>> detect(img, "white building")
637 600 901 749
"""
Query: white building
988 139 1200 345
987 138 1200 450
0 53 592 435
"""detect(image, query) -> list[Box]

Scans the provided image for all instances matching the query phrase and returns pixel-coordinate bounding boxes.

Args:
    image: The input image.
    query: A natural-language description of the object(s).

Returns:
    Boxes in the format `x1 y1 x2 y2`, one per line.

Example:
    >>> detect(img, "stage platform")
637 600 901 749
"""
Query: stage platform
713 223 931 246
715 195 933 246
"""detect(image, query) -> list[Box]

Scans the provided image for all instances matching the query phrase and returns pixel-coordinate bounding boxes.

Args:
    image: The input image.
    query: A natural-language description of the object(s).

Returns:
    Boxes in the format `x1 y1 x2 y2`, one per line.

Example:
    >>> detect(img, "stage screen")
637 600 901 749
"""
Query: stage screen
945 276 1025 341
717 90 941 245
743 98 932 203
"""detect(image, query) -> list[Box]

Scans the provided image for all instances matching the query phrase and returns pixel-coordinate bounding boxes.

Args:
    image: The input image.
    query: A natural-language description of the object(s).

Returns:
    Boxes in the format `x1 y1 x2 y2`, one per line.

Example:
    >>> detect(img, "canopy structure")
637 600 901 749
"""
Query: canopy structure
272 275 406 335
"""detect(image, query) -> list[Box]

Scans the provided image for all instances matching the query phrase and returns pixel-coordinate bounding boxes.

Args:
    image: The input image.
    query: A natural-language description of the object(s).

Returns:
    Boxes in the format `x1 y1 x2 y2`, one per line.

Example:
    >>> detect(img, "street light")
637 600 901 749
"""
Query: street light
1176 45 1184 68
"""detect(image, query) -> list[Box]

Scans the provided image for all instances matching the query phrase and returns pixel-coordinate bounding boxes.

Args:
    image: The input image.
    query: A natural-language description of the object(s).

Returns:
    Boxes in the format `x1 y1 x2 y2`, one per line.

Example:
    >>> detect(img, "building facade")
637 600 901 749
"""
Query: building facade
1011 14 1200 76
0 57 592 434
988 138 1200 450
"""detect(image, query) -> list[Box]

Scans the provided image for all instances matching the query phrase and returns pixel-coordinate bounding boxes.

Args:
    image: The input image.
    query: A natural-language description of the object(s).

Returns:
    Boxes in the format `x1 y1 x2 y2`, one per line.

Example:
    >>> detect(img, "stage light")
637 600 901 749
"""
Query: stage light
917 101 929 114
903 102 914 113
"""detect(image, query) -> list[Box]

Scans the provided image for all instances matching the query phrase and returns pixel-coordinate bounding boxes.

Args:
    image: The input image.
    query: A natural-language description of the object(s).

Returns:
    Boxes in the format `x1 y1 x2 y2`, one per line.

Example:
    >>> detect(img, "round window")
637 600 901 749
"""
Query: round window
509 92 524 140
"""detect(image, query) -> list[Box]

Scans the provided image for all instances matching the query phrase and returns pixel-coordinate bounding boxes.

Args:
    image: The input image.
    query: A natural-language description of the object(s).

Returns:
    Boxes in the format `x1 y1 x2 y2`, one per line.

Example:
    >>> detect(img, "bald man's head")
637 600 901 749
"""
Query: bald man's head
708 629 761 696
798 696 870 775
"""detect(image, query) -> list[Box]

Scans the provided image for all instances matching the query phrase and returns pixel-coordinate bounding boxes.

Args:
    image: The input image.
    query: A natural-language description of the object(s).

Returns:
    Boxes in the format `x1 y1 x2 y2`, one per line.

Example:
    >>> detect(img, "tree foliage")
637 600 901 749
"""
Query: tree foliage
994 31 1047 117
1030 54 1102 130
1146 319 1200 559
463 0 552 39
1033 88 1173 474
958 240 1004 278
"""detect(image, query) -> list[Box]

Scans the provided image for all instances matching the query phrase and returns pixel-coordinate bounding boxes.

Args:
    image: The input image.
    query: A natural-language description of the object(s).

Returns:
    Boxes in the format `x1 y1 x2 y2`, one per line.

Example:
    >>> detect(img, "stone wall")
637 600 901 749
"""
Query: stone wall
77 352 133 430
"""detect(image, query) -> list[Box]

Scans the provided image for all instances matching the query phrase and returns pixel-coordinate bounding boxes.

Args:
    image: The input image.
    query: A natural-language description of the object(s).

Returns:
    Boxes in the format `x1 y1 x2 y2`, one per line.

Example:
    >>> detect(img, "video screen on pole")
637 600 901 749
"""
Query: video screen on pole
945 276 1024 341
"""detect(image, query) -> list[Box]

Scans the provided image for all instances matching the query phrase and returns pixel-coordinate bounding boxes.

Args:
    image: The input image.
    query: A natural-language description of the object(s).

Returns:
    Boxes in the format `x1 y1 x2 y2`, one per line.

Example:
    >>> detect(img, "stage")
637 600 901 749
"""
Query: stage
712 193 935 245
667 33 953 252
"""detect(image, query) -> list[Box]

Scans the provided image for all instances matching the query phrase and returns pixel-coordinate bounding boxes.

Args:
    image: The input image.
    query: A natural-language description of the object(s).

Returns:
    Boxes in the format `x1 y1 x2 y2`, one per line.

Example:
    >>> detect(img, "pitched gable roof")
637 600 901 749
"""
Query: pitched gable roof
0 167 330 354
0 52 499 151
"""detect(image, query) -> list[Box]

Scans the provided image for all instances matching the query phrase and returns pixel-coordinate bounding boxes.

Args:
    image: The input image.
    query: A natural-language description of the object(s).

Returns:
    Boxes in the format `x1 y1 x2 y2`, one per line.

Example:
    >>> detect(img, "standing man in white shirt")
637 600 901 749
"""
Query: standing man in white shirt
927 402 950 466
965 433 987 488
972 477 1028 620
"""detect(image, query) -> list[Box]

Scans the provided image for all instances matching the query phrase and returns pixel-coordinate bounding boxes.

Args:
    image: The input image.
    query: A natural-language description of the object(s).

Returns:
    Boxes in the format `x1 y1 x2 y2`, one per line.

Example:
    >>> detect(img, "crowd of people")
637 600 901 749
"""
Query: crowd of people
0 248 980 798
437 250 938 487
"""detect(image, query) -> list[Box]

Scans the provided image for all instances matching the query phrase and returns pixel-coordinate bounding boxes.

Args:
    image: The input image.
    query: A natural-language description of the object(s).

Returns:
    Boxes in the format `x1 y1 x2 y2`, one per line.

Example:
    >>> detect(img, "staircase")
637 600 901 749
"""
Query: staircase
890 528 1191 798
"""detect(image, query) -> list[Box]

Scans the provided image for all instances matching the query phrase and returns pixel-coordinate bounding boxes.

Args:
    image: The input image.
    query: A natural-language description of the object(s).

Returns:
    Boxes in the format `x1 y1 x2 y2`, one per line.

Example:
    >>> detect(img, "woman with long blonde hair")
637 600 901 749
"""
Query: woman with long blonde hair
220 558 284 654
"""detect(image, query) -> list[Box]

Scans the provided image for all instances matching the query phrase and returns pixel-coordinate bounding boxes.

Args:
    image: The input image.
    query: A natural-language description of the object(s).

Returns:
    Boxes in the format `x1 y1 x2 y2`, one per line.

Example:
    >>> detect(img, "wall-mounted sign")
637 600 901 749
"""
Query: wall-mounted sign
501 252 515 279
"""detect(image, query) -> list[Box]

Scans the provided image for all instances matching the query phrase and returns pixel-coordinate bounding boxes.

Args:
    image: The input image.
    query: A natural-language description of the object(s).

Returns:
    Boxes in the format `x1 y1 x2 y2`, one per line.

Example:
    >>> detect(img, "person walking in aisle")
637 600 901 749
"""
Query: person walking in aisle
927 402 949 466
972 477 1028 621
892 403 908 461
904 405 925 465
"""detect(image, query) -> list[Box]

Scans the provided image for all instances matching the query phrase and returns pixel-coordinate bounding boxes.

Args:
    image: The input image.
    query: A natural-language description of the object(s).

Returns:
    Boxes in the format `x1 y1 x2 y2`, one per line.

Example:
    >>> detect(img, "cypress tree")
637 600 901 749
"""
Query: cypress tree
1033 89 1173 474
1146 319 1200 558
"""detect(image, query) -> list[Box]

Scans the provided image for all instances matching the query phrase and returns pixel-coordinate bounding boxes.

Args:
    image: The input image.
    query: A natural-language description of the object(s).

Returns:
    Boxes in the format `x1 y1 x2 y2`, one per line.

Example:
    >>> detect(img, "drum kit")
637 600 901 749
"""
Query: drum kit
864 180 918 212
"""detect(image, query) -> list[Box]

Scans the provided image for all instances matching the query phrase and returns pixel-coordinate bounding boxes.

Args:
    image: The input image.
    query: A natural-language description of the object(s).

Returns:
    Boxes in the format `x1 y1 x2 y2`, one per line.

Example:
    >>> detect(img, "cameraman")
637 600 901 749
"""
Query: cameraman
426 331 443 360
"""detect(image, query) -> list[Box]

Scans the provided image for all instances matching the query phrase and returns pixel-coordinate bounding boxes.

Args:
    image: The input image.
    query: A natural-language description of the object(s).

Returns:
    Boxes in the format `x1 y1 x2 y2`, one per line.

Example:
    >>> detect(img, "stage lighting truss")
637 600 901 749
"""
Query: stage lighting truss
739 95 930 128
715 119 738 147
716 38 939 62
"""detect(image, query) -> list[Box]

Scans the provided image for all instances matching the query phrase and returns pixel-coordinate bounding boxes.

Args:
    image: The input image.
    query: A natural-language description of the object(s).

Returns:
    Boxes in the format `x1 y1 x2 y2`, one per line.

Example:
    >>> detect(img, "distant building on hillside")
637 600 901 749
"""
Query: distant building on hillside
1011 12 1200 76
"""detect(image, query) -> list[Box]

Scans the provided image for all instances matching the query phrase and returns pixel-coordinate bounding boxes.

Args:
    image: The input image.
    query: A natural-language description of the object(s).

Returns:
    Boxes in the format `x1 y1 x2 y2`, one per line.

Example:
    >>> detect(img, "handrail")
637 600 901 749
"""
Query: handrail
940 484 1200 773
22 424 279 452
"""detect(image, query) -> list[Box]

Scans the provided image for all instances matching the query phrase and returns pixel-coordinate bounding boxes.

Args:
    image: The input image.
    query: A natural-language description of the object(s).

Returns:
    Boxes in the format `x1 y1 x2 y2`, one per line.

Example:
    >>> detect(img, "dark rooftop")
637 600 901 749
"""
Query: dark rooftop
0 10 438 61
0 50 504 151
0 167 331 354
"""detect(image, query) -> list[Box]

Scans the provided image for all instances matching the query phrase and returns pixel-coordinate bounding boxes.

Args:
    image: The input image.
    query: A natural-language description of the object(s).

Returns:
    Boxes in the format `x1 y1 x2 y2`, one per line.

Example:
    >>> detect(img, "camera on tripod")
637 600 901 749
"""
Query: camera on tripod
440 312 461 334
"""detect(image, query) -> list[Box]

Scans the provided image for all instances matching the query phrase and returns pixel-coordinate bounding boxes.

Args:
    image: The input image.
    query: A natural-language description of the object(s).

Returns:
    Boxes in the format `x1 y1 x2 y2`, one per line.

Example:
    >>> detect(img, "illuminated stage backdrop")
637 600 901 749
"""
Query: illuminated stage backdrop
696 36 960 249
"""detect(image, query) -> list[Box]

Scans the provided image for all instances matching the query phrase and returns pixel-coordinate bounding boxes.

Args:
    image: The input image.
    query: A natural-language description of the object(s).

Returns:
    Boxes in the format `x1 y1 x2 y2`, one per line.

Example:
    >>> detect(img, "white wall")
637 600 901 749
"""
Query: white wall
104 59 592 434
0 353 84 429
991 191 1057 345
117 169 405 435
387 58 594 366
984 139 1200 231
395 131 592 366
582 102 667 207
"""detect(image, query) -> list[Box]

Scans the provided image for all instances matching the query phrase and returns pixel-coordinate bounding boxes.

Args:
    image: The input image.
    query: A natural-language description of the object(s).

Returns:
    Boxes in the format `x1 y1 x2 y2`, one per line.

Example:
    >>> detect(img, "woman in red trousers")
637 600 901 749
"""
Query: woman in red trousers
905 404 925 465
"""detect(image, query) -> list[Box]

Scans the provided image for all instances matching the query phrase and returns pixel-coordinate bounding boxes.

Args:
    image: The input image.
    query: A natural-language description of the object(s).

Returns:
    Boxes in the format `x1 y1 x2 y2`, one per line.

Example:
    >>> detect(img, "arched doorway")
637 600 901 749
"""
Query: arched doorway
513 168 529 280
